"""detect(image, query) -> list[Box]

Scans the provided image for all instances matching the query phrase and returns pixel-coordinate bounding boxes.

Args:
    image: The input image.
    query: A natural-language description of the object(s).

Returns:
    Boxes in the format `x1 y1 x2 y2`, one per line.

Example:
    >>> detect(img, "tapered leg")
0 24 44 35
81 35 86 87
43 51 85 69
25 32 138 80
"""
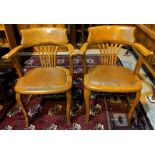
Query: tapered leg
84 88 90 123
66 90 72 125
127 91 141 125
16 93 29 128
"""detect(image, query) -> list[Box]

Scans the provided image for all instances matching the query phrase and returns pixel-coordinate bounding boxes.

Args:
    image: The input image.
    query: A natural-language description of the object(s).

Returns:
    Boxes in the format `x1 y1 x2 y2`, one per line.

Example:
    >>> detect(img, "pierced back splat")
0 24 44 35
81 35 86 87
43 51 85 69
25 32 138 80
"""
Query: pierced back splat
97 43 123 65
34 45 59 67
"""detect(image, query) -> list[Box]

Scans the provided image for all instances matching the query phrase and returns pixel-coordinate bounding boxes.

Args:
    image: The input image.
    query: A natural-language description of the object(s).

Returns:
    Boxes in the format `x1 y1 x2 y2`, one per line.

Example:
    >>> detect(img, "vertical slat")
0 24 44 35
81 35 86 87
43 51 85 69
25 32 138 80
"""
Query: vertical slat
114 44 123 65
106 43 109 65
101 44 106 65
98 44 103 64
42 46 47 67
109 43 114 65
47 45 51 67
52 46 55 67
39 46 44 66
34 45 59 67
44 46 49 67
54 46 58 67
34 46 43 66
97 43 123 66
111 43 118 65
50 46 54 67
42 46 46 67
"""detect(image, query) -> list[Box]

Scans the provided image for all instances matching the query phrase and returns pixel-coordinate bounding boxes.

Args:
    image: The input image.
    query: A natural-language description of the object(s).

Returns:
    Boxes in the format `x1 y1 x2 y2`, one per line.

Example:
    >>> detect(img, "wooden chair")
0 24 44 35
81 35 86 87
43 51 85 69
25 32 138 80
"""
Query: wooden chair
2 27 75 127
79 25 153 124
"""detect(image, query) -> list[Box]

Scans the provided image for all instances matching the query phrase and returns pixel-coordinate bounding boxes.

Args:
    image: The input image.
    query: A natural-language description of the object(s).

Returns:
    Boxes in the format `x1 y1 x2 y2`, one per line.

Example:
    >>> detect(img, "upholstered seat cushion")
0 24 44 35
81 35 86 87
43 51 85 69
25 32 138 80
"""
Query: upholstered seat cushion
15 67 72 94
84 65 142 92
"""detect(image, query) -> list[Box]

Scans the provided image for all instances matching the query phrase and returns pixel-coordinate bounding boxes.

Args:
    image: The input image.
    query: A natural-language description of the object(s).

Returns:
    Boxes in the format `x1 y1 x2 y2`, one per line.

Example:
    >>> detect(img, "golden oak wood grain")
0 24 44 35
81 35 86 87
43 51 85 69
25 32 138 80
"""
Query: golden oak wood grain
2 27 75 127
80 25 152 124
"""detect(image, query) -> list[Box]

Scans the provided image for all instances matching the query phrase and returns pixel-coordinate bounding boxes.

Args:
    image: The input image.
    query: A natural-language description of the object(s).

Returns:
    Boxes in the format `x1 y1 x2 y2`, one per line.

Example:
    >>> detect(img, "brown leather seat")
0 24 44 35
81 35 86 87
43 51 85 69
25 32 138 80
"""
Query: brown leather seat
84 65 142 92
15 67 72 94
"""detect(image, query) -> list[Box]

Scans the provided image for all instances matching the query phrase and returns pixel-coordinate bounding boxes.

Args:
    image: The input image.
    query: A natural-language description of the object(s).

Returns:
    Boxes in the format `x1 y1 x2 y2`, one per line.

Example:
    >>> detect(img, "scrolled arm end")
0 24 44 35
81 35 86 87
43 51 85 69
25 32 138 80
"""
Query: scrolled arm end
132 43 153 57
2 45 24 60
79 42 89 56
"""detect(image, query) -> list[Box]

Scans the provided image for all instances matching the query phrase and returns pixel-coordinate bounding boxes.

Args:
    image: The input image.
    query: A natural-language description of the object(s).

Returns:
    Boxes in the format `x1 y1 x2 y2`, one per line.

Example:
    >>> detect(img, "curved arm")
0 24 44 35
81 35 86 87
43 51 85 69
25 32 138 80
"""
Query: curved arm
66 43 75 76
2 45 25 60
2 45 25 77
131 43 153 75
79 42 89 74
79 42 89 55
132 42 153 57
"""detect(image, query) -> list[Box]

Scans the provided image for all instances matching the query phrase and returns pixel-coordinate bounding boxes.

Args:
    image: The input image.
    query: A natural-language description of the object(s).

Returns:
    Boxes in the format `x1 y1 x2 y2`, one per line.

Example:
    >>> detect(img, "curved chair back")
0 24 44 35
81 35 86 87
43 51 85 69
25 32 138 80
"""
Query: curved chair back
20 27 69 67
21 27 68 46
87 26 136 66
87 25 136 44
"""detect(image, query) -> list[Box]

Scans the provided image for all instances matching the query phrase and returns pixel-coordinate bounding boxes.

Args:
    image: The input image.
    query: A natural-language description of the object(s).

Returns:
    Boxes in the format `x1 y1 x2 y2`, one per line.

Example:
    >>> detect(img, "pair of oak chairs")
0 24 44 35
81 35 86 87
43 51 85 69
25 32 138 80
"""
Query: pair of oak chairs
2 26 153 128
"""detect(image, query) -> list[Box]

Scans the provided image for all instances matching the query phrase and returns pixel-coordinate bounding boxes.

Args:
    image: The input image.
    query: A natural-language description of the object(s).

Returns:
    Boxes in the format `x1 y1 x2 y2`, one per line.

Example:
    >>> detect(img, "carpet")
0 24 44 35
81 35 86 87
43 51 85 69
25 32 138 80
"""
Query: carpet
0 54 153 130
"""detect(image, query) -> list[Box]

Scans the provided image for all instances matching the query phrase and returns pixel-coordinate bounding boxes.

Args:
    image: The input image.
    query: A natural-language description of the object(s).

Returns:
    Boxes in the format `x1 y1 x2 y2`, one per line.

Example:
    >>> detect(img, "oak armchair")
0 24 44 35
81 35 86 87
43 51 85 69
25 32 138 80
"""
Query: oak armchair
2 27 75 127
79 25 153 124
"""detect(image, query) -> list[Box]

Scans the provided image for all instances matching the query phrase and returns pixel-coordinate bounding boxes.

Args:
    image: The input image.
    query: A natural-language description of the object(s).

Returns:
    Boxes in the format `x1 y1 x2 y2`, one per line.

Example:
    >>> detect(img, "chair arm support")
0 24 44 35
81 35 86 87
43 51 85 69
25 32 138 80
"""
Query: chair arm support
12 57 23 77
2 45 24 77
79 42 89 56
2 45 25 60
134 54 144 75
79 42 89 74
66 43 75 76
66 43 75 57
132 43 153 57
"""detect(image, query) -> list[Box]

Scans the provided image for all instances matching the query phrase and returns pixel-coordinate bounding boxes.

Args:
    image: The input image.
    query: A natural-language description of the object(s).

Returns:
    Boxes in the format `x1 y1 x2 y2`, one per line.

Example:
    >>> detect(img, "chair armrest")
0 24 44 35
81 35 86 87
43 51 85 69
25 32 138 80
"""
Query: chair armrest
79 42 89 55
2 45 25 60
132 43 153 75
2 45 24 77
132 43 153 57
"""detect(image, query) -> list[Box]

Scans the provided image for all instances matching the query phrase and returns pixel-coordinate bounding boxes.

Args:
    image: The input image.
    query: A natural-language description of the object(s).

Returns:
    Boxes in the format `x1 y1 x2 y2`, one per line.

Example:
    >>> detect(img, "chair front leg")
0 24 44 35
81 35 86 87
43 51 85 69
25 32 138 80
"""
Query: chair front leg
84 88 91 123
66 90 72 125
127 91 141 125
16 93 29 128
